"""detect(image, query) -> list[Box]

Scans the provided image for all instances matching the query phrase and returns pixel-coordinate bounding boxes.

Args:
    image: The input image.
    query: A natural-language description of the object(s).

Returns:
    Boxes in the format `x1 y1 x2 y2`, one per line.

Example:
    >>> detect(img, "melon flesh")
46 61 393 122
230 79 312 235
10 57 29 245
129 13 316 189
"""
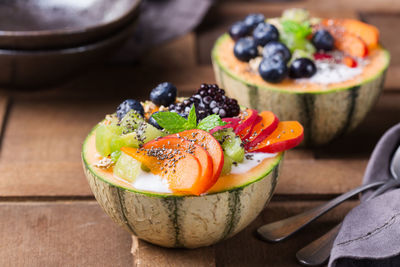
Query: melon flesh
82 127 281 248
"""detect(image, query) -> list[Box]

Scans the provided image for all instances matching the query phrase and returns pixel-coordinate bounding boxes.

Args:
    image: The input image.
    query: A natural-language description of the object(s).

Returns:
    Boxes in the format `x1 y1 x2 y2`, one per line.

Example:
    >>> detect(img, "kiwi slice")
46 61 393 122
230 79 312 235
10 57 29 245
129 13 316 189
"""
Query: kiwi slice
213 128 245 163
120 110 145 133
221 153 233 176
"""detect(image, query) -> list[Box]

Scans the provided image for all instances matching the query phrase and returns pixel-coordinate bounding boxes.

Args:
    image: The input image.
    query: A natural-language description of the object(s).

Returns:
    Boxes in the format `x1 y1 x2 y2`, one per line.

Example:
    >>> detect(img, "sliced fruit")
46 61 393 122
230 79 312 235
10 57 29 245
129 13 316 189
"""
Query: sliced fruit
223 134 245 163
343 56 358 68
213 128 245 163
119 109 145 133
323 19 379 49
173 129 224 181
210 117 241 134
110 132 140 153
121 145 204 195
113 151 142 182
320 19 369 58
334 32 368 58
220 153 233 175
144 137 215 193
245 111 279 149
248 121 304 153
95 124 123 156
235 109 260 140
313 53 333 60
110 151 122 162
222 117 241 127
135 122 165 143
105 122 163 156
342 19 379 49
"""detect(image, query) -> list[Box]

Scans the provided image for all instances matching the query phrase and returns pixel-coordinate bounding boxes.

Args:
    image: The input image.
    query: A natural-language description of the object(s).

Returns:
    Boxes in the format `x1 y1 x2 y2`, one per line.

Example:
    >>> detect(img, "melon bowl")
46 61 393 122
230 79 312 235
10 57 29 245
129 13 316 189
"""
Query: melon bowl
82 126 282 248
212 34 390 146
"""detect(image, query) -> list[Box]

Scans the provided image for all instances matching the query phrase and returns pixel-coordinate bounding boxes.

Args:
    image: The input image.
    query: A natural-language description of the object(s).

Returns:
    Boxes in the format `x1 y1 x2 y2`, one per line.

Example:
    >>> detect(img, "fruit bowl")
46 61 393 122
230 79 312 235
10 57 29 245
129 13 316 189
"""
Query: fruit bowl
211 10 390 146
82 126 282 248
81 83 304 248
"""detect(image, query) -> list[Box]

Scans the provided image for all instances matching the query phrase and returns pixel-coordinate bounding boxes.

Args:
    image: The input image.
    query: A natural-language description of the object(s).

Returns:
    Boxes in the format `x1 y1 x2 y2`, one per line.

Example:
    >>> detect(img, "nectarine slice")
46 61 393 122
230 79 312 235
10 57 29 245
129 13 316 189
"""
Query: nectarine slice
248 121 304 153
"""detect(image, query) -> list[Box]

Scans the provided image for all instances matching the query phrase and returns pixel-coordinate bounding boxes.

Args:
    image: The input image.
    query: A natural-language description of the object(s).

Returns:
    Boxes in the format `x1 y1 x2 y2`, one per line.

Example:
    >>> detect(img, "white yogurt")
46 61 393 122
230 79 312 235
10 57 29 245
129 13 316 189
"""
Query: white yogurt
132 170 172 193
230 152 277 174
298 61 363 85
117 152 277 193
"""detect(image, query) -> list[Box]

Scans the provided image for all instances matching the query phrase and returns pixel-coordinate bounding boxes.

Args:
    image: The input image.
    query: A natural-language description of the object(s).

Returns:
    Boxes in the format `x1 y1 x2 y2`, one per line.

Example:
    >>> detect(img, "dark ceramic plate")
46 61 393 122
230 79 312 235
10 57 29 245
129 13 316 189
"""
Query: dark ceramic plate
0 0 141 49
0 16 138 89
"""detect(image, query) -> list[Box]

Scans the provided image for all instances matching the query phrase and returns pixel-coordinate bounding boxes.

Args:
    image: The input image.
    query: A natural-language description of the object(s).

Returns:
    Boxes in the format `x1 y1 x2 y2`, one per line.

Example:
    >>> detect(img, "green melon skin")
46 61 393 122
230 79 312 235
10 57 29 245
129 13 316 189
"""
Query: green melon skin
82 128 281 248
212 34 390 146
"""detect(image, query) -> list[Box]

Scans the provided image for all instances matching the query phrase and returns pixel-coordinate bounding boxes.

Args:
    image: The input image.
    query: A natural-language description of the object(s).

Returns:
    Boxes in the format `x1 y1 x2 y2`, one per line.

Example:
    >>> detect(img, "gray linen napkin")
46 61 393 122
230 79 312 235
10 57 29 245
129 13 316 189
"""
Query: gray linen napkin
329 123 400 267
113 0 214 63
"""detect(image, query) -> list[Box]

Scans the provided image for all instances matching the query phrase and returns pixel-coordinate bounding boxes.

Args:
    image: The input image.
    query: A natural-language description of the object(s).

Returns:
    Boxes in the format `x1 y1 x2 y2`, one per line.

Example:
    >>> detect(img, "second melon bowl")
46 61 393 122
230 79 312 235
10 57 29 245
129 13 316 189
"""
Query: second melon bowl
212 34 390 146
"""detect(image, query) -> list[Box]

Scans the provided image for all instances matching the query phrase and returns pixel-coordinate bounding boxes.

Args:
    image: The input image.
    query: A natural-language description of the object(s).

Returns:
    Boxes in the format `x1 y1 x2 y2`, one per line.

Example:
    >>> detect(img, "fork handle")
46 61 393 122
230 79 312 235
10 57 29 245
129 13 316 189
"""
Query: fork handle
257 180 385 242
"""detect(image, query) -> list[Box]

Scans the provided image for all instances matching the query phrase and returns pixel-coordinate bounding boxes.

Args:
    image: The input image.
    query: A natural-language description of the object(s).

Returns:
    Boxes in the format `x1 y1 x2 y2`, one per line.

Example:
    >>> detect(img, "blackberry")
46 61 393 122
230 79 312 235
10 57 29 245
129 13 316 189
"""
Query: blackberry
168 84 240 120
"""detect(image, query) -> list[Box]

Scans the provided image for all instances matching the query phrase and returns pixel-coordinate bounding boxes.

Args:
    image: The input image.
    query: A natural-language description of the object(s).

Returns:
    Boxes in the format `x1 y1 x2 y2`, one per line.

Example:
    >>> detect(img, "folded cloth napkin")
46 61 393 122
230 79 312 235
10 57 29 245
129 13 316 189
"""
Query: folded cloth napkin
113 0 214 63
329 123 400 267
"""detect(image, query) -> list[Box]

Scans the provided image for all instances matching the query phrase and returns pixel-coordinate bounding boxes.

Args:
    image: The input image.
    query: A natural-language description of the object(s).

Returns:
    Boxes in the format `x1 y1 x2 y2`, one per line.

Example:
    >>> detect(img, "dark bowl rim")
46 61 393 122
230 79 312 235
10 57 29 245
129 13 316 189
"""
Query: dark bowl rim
0 16 138 56
0 0 141 38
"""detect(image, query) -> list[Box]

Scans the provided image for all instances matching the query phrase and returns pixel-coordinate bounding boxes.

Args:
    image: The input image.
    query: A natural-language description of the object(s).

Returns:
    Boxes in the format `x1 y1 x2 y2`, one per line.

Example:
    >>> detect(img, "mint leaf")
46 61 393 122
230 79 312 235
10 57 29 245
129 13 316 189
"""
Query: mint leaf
186 105 197 129
281 20 311 39
197 115 227 132
152 111 188 133
152 104 227 134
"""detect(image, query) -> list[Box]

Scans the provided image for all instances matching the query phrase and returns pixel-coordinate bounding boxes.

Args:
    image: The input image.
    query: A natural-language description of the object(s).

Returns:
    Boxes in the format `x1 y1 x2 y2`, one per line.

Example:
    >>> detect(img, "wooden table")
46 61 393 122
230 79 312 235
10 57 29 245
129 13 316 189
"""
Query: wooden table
1 1 399 266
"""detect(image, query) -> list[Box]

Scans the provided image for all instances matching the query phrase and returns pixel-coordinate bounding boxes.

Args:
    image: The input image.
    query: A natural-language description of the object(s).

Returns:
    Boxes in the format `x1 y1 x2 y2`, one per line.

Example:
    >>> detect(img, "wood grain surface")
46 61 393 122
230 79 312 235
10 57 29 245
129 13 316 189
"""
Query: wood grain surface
0 0 399 266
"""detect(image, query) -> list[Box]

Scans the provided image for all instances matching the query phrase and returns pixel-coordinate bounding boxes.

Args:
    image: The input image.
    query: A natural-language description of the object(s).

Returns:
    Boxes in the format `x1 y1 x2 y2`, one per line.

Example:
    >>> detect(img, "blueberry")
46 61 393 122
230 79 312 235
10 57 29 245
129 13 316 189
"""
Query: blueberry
149 112 163 130
244 13 265 28
258 57 288 83
116 99 144 119
253 23 279 46
289 58 317 79
262 41 291 63
150 82 177 106
233 37 258 62
229 21 251 41
312 30 334 51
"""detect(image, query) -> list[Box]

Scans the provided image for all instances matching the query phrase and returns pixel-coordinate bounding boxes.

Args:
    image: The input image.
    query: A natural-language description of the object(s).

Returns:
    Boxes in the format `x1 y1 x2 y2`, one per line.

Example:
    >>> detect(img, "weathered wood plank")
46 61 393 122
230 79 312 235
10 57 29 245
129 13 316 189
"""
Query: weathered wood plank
133 238 215 267
0 99 114 197
0 201 132 267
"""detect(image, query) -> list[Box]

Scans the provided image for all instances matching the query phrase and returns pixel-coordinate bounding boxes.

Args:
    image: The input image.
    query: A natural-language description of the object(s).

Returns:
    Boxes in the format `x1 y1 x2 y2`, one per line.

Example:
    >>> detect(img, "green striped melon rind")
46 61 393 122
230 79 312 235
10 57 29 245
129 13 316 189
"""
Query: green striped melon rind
82 126 282 248
212 34 390 146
